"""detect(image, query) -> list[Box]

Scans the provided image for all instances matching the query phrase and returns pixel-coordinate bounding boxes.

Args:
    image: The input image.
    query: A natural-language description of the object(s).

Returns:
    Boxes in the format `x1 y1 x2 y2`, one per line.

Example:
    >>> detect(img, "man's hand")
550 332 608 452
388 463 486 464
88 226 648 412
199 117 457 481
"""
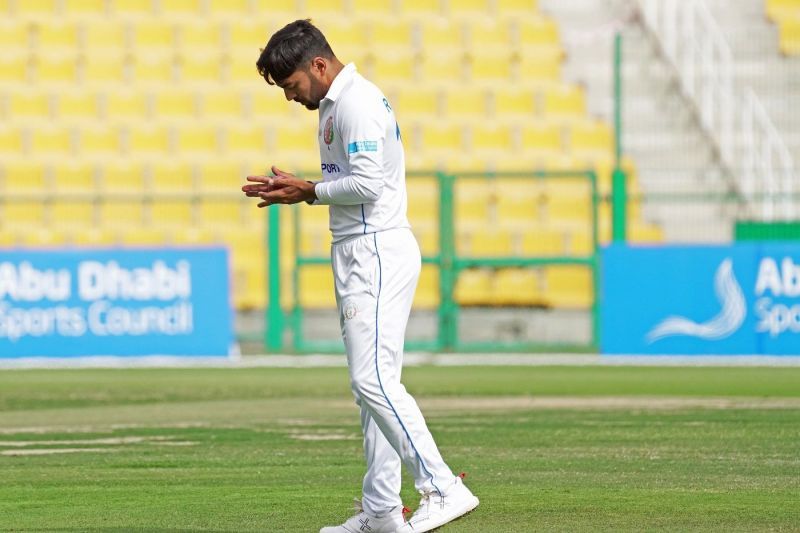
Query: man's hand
242 166 317 207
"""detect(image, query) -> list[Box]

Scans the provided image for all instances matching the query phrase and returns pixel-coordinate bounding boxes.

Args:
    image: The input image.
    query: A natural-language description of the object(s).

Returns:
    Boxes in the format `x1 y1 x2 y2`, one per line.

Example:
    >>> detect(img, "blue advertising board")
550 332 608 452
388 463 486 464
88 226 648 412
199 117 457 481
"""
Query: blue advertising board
602 243 800 355
0 248 232 357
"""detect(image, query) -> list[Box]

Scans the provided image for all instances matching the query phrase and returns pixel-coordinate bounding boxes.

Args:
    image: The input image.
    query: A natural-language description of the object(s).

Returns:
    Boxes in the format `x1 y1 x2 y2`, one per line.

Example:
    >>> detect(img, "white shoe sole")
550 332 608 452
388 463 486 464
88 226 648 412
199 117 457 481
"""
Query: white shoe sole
398 495 479 532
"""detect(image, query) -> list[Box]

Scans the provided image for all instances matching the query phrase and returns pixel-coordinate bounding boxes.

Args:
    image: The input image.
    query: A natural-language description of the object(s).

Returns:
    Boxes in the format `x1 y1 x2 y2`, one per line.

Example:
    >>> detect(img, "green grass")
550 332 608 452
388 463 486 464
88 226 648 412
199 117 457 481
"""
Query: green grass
0 366 798 532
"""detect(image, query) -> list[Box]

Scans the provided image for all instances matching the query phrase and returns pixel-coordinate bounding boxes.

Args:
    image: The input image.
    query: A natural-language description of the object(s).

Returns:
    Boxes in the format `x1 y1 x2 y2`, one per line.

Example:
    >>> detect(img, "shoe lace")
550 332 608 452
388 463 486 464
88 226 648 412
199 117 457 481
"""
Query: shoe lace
352 498 364 514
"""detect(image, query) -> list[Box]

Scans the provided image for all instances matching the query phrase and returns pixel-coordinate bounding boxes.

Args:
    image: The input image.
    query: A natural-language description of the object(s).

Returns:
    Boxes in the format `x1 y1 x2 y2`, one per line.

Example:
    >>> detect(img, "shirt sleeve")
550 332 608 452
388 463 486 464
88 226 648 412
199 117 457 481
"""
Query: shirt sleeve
313 95 386 205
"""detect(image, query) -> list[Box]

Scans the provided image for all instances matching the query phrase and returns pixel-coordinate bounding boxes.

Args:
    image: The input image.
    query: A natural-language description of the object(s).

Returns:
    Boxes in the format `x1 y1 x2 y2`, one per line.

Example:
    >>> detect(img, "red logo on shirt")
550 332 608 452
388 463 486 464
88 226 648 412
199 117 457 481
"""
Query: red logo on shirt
323 116 334 145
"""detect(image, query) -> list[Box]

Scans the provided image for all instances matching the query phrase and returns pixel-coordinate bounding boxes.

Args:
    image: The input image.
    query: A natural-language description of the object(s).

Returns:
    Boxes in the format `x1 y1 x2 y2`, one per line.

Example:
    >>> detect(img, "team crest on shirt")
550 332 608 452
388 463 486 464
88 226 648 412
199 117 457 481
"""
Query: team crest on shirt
323 116 334 145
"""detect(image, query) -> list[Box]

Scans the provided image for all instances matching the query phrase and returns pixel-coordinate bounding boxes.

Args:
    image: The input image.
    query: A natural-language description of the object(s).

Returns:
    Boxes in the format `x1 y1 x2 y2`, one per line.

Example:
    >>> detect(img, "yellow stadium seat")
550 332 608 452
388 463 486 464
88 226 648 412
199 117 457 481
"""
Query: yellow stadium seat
470 227 513 256
133 55 175 82
447 0 490 14
99 200 144 226
3 161 47 192
31 127 71 154
202 90 244 117
79 125 121 155
16 0 59 16
101 161 147 193
64 0 106 15
767 0 800 20
160 0 204 14
152 200 193 226
53 162 95 192
173 226 215 245
455 268 492 306
454 178 492 220
420 51 468 83
229 52 262 82
252 89 295 115
0 231 17 248
229 20 280 49
223 231 267 310
151 160 193 191
3 201 45 228
471 122 513 151
567 231 594 256
570 120 612 154
57 92 98 118
420 123 463 151
199 199 243 225
154 90 197 118
209 0 250 14
83 53 127 83
780 17 800 55
400 0 442 14
106 92 148 119
176 125 219 154
494 268 542 306
406 176 439 218
396 88 440 117
496 0 537 12
543 84 586 117
521 123 562 153
35 21 78 48
0 22 30 51
197 161 243 191
518 17 559 46
546 196 592 226
52 201 94 227
520 228 565 255
495 180 542 220
0 55 28 83
544 265 593 309
299 225 330 257
180 54 223 82
420 18 463 50
84 23 127 50
415 264 440 308
0 128 23 153
8 93 50 118
120 227 168 245
275 124 317 153
227 124 268 153
493 87 536 116
20 228 68 247
110 0 154 15
72 227 117 247
372 53 416 83
36 55 78 83
129 125 170 154
471 51 514 82
519 48 562 82
442 88 487 116
369 19 414 50
132 21 176 49
410 221 438 256
463 17 512 51
299 264 336 309
353 0 394 14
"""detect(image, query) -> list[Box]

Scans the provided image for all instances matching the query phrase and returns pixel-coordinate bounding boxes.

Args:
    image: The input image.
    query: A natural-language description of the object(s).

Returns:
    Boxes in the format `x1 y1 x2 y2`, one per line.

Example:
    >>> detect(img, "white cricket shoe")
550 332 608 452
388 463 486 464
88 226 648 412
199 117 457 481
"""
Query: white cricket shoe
396 475 479 532
320 499 406 533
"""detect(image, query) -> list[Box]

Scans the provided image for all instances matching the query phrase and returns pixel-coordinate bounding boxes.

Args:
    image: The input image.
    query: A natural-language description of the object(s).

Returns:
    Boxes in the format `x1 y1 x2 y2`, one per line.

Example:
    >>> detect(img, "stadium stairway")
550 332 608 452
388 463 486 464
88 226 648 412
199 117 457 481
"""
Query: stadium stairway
705 0 800 173
540 0 734 242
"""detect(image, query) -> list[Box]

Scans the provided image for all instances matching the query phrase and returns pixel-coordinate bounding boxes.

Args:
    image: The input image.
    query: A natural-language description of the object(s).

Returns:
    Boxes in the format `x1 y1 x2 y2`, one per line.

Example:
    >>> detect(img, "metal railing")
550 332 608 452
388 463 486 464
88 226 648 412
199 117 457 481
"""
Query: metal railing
638 0 796 220
265 170 602 353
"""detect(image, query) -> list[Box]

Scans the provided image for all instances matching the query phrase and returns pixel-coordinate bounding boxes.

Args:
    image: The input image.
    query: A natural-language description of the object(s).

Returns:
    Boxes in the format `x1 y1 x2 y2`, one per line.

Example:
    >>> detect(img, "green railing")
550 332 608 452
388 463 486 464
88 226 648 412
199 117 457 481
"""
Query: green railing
266 170 601 353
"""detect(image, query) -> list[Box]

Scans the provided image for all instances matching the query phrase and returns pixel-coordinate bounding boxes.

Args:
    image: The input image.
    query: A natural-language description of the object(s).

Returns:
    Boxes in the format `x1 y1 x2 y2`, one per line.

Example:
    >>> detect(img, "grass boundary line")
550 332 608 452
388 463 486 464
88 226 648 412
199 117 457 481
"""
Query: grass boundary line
1 353 800 369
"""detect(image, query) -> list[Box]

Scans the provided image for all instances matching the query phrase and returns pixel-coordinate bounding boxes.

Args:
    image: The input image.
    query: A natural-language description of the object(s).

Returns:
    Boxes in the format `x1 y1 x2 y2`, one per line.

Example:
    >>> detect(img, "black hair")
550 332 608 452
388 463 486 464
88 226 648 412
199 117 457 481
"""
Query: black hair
256 19 334 85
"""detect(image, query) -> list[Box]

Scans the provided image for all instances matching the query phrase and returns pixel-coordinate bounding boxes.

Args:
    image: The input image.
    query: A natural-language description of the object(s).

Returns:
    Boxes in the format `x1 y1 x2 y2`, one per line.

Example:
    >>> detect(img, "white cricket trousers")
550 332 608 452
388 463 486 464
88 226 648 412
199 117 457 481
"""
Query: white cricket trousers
331 227 457 516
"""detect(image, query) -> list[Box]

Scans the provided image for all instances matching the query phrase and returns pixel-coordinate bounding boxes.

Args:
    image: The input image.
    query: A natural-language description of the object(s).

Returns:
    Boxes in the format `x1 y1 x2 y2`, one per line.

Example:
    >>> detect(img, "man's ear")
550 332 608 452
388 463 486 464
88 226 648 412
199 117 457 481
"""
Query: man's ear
310 57 327 77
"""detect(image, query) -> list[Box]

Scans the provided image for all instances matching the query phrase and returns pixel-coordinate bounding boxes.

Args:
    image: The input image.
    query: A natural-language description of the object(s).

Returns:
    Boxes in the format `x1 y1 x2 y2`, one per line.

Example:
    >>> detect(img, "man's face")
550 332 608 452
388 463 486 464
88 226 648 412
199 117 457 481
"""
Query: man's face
277 63 326 111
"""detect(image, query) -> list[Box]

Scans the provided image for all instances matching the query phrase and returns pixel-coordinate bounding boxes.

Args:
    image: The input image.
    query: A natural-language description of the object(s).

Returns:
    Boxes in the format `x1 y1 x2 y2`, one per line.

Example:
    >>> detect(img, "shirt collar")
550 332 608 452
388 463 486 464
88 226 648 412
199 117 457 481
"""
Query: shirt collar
323 63 357 103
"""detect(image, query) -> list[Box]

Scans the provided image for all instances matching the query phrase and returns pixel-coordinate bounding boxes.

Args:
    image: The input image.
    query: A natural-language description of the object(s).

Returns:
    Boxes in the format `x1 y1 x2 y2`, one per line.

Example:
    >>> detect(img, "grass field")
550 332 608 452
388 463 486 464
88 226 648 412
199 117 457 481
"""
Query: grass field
1 366 799 532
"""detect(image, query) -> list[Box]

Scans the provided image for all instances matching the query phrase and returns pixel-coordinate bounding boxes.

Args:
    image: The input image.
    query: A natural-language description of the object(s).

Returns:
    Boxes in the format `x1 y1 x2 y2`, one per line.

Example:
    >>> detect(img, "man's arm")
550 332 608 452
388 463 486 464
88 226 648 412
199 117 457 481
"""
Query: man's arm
314 96 386 205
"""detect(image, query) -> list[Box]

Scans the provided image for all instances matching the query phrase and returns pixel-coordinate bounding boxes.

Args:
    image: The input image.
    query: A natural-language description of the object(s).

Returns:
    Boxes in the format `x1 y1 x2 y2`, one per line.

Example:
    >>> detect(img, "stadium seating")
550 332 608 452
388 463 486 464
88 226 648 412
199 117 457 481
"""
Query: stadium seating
0 0 660 315
766 0 800 54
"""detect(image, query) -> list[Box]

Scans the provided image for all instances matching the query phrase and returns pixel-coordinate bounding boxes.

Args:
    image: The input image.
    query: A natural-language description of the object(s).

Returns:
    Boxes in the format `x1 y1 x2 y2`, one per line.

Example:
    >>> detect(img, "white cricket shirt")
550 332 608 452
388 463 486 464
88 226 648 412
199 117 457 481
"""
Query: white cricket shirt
312 63 410 243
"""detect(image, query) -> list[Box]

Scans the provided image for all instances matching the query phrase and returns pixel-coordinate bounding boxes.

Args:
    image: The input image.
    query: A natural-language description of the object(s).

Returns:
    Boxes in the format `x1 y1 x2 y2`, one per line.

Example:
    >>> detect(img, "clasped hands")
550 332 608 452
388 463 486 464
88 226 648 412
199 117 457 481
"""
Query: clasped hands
242 166 317 208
